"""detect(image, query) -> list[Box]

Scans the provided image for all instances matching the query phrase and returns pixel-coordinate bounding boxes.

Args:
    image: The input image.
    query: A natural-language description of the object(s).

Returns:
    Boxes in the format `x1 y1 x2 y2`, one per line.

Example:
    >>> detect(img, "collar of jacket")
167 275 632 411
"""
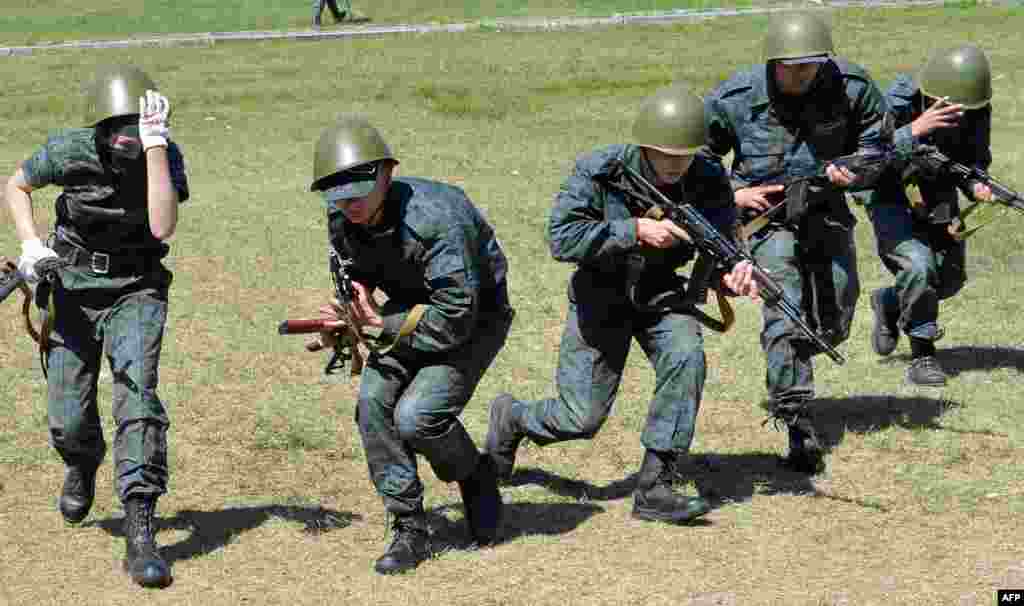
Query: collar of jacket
597 144 661 185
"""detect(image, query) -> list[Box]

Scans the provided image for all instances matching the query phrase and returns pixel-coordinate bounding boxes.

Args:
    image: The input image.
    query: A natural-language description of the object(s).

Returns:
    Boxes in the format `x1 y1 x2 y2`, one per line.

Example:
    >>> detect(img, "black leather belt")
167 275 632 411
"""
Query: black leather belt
53 241 161 276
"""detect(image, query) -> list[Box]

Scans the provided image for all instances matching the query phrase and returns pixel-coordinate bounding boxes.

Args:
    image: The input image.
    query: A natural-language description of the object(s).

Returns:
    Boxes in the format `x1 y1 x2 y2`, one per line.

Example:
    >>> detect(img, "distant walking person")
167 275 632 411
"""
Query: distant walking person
312 0 368 28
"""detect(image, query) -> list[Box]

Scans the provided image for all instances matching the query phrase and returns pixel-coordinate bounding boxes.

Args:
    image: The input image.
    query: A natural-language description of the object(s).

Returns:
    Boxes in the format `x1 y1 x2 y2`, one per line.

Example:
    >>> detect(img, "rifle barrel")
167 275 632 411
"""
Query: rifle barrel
620 163 846 365
278 318 332 335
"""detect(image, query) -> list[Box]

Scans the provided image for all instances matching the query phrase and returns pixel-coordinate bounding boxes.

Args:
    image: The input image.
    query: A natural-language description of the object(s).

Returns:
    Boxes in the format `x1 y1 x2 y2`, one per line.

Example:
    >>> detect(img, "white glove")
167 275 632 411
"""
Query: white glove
139 90 170 151
18 238 59 285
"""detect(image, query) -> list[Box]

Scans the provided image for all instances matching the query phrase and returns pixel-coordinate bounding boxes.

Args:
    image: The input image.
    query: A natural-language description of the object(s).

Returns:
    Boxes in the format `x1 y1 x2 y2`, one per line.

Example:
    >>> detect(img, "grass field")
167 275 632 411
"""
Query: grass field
2 4 1024 605
1 0 770 46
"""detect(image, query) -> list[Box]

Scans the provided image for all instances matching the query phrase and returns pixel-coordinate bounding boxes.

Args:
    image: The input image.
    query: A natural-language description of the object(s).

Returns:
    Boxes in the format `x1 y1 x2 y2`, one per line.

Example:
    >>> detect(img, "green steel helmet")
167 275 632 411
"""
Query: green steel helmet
311 115 398 191
632 83 706 155
763 13 834 62
84 65 157 126
919 44 992 109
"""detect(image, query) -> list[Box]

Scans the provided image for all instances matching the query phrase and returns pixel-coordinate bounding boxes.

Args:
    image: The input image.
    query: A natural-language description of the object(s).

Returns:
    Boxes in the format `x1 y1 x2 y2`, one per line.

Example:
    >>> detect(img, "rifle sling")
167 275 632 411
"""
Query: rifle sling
627 260 735 334
697 289 735 333
636 285 735 333
372 304 427 356
739 201 786 241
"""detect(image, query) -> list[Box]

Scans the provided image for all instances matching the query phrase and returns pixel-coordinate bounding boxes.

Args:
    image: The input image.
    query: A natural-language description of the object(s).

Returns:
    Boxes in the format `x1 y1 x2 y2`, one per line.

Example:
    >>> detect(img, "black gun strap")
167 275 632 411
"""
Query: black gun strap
641 287 735 333
626 261 735 333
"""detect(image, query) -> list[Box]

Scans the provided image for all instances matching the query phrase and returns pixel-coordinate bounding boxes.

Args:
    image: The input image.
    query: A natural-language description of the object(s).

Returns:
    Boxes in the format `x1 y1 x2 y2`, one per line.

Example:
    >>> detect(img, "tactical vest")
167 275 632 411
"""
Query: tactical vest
54 131 163 255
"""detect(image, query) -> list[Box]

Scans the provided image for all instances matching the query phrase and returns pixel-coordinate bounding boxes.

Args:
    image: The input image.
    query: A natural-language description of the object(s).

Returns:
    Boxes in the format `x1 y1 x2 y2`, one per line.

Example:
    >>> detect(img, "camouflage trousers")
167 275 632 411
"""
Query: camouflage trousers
868 201 966 341
356 308 513 516
748 223 859 404
46 265 173 502
516 299 706 454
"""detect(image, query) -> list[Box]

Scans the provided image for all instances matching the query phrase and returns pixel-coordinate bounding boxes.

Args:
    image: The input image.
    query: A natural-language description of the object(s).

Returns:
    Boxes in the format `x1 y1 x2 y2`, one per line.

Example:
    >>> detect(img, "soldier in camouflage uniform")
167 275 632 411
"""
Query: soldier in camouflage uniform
310 116 513 574
484 84 760 525
865 45 994 386
4 65 187 588
704 13 890 473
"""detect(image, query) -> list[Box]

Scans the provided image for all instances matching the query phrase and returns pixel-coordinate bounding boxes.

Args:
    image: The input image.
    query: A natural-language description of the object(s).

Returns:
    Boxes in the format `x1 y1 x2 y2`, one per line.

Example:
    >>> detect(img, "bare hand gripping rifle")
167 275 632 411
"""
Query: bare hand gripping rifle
600 160 846 364
737 148 899 240
278 247 368 376
908 144 1024 240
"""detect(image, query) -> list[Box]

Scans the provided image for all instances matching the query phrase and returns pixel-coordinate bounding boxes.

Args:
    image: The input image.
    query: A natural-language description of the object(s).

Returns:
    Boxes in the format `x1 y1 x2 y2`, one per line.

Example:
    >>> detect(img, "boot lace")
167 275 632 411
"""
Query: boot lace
127 499 156 547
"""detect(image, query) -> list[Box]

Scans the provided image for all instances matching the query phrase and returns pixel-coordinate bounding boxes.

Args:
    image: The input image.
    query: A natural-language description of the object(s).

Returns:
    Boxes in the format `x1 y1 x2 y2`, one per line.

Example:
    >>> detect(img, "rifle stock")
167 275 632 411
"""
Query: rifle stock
617 163 846 365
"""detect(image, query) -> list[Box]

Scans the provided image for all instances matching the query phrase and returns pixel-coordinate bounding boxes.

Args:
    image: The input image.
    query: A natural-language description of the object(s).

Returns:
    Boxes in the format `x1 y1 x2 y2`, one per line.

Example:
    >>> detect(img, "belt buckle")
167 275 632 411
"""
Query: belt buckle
90 252 110 275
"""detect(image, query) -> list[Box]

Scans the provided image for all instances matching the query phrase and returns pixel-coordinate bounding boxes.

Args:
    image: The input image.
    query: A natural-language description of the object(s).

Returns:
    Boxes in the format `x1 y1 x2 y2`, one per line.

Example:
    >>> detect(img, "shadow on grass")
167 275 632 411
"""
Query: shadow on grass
685 452 816 505
938 345 1024 376
426 499 604 551
91 504 361 564
801 394 989 448
503 467 637 501
503 456 889 513
878 345 1024 377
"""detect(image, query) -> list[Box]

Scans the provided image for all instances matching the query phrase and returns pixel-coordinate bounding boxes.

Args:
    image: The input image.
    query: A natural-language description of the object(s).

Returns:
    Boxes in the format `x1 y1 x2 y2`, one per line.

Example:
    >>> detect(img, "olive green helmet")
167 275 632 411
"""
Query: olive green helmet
632 83 706 155
763 13 834 62
311 115 398 191
84 65 157 126
919 44 992 110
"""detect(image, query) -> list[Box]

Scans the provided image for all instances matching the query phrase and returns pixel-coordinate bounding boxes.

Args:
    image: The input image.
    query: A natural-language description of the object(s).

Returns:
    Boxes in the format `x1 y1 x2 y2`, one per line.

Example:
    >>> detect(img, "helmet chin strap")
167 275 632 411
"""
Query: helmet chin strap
367 200 387 225
365 171 394 226
639 148 660 184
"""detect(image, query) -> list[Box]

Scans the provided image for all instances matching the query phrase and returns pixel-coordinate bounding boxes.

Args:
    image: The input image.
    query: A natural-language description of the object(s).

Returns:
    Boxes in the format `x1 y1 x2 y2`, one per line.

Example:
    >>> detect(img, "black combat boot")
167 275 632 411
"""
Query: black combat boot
632 450 710 524
907 338 947 386
907 356 947 386
59 461 99 524
374 512 431 575
485 394 525 481
870 288 900 356
785 414 826 474
767 400 826 474
457 455 503 546
123 496 172 588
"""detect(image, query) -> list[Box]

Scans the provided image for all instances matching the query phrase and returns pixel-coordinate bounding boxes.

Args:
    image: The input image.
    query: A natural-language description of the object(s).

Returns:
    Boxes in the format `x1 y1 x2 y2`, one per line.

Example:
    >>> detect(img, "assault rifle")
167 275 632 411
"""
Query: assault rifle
1 256 69 306
603 160 846 364
909 144 1024 240
739 148 899 240
278 247 367 376
2 255 72 378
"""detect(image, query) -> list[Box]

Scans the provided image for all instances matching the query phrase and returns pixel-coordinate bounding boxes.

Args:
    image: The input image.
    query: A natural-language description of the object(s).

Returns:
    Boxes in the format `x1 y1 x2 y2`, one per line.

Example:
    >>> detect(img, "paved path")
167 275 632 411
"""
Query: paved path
0 0 957 56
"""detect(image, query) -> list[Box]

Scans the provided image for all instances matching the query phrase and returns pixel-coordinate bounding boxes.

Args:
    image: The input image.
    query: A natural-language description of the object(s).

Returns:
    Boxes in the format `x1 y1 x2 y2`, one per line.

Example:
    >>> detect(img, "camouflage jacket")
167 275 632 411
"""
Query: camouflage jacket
705 59 889 194
548 144 735 306
870 73 992 221
21 127 189 254
329 176 510 358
